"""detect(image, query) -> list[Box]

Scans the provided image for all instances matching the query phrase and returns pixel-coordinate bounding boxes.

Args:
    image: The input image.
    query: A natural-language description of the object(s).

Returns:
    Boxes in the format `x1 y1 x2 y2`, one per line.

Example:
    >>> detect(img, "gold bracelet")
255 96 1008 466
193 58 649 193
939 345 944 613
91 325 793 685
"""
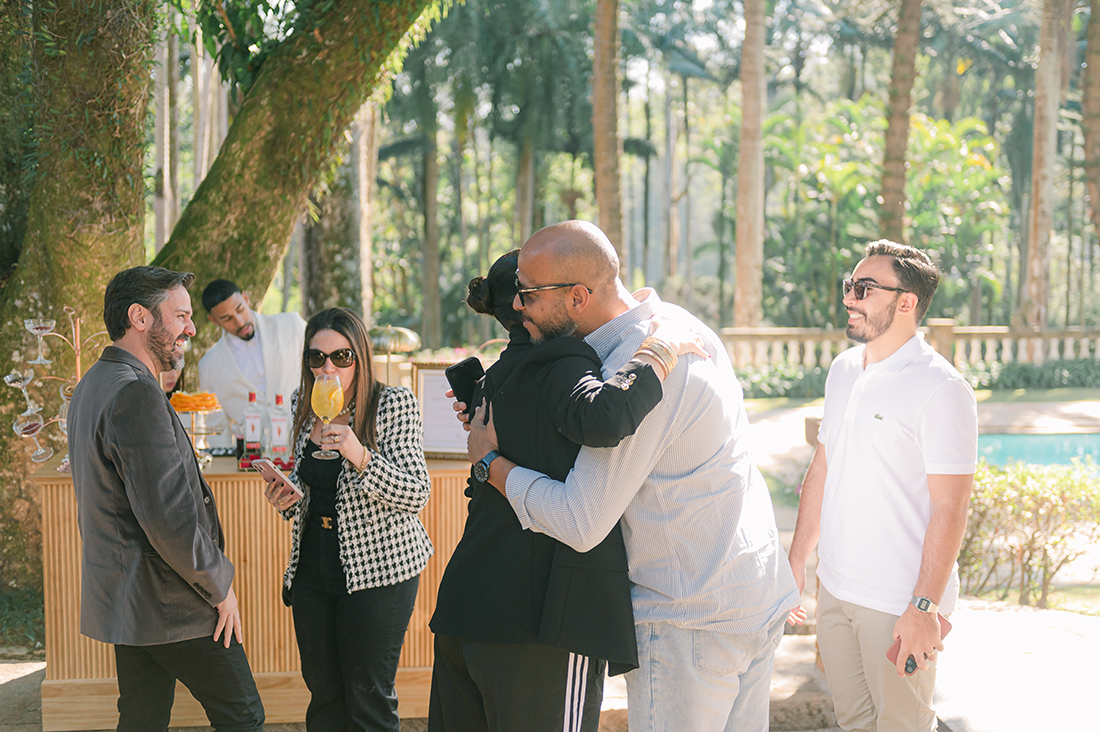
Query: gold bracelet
640 337 678 374
358 447 370 473
634 346 673 378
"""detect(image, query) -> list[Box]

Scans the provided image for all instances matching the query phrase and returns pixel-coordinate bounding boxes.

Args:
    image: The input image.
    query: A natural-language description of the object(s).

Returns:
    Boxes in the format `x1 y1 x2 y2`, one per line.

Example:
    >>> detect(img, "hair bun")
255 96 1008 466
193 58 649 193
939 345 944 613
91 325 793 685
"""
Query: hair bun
466 275 494 314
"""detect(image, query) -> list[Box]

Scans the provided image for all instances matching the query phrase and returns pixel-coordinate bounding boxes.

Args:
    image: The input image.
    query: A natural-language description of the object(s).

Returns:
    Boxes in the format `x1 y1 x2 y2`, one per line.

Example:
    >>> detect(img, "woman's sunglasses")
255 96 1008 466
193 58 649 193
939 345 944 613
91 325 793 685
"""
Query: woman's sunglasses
842 278 909 301
306 348 356 369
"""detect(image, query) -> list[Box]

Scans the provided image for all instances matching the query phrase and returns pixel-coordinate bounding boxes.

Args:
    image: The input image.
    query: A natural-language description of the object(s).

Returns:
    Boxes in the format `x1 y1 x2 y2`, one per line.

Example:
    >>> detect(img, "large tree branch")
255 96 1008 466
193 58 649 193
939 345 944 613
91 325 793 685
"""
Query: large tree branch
154 0 443 348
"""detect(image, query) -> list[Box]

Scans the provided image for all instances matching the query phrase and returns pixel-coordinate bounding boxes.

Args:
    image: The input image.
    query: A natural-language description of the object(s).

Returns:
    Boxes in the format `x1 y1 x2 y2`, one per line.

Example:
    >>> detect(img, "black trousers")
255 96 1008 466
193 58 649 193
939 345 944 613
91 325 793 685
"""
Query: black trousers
428 634 605 732
291 520 420 732
114 636 264 732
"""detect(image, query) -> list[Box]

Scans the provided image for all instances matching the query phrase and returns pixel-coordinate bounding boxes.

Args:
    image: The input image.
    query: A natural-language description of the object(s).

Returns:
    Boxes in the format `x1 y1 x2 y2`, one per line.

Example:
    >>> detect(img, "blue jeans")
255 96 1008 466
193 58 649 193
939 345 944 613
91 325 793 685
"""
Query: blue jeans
626 616 785 732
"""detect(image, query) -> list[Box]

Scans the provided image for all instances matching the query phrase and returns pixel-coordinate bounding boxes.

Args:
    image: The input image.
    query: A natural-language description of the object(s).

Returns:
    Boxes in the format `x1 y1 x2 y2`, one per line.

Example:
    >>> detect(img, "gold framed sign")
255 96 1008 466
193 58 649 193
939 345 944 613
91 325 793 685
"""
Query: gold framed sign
411 362 471 460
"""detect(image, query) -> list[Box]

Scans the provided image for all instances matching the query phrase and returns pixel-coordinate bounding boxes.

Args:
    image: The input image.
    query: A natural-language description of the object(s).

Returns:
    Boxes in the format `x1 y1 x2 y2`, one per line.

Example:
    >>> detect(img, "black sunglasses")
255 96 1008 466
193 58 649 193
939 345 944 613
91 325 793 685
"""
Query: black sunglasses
843 278 909 301
514 273 593 306
306 348 356 369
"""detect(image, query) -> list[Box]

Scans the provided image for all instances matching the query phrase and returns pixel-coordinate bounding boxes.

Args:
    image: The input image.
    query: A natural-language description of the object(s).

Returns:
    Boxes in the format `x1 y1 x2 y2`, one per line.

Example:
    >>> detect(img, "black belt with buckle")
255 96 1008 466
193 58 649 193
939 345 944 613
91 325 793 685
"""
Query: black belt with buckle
308 514 337 530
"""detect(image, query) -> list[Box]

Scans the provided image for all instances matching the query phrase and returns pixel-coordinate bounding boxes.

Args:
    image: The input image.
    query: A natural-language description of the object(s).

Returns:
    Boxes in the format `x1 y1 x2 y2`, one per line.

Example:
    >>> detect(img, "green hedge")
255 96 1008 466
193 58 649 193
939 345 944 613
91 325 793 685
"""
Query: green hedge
735 358 1100 398
958 460 1100 608
736 363 829 399
957 358 1100 390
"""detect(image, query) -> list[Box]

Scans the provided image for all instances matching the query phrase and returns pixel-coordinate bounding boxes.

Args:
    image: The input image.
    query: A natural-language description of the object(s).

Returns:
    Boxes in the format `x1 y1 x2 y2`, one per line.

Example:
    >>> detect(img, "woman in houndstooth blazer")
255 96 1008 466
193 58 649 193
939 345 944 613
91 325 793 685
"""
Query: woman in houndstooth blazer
264 307 432 732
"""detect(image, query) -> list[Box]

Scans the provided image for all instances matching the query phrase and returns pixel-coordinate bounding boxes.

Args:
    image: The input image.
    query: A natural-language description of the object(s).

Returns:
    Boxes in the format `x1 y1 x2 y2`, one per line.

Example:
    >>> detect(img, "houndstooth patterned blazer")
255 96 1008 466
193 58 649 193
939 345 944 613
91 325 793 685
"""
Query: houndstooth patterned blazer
281 385 433 593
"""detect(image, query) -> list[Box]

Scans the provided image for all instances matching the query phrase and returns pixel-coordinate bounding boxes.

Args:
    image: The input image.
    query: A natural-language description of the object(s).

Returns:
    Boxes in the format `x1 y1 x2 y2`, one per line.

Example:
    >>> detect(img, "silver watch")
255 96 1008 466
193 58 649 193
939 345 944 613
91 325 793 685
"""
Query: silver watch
910 595 939 614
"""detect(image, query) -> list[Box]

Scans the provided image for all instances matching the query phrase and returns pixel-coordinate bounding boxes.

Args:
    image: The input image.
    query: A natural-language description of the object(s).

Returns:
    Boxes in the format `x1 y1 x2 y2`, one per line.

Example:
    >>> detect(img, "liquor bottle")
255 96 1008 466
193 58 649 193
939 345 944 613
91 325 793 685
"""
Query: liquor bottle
243 391 264 459
266 394 292 467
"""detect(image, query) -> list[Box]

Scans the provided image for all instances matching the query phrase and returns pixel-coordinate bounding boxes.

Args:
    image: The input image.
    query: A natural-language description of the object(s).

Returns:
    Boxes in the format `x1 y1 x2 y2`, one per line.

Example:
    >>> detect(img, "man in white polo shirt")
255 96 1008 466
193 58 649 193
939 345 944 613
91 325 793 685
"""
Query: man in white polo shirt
198 279 306 449
787 240 977 732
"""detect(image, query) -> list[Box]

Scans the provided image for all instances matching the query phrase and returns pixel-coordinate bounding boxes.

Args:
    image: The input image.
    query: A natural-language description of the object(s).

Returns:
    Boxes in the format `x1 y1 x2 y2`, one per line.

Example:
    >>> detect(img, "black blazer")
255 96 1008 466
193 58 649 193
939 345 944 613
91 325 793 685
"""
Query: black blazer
431 326 661 673
68 346 233 645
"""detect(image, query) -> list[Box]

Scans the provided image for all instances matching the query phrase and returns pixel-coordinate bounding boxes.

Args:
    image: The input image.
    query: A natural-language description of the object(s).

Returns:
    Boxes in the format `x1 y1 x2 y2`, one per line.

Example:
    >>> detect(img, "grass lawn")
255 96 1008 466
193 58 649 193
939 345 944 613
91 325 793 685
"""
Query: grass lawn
1046 584 1100 616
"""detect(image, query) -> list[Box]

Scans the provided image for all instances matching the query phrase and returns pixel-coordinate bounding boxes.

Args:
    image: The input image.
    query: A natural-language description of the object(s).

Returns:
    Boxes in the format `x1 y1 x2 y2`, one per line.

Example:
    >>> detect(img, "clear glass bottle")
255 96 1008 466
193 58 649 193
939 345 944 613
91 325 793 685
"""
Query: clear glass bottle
243 391 263 457
266 394 291 466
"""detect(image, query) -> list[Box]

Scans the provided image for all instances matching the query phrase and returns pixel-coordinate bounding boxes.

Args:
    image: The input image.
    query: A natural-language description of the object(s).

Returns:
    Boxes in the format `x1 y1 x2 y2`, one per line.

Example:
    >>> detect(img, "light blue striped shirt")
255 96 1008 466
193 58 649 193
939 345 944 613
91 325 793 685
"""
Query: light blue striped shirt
506 290 800 633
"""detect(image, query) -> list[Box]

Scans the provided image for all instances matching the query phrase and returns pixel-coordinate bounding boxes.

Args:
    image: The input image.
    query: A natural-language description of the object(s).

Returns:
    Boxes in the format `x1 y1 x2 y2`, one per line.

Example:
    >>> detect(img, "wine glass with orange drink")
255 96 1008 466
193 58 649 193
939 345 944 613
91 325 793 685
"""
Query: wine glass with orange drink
311 373 344 460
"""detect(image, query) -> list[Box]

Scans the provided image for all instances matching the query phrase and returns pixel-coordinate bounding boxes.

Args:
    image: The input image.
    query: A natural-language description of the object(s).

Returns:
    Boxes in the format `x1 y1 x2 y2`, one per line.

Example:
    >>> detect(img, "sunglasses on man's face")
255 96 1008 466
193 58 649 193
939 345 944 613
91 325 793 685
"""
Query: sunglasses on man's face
306 348 356 369
514 273 594 307
842 278 909 301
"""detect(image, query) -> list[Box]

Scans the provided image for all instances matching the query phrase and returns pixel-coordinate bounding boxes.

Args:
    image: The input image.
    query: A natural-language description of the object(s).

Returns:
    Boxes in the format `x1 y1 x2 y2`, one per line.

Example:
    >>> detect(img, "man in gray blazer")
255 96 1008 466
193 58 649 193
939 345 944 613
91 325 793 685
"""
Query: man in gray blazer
69 266 265 731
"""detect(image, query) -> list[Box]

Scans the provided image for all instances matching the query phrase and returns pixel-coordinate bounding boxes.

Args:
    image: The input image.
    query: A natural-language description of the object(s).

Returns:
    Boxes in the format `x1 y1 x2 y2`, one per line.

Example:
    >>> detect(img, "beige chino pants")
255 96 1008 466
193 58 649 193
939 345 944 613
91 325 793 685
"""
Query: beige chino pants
816 584 938 732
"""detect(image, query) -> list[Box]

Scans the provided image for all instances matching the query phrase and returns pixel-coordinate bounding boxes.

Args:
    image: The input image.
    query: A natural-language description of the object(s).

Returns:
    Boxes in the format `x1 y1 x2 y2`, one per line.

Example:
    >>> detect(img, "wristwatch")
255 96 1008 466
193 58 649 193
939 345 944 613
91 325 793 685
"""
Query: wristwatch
910 595 939 614
473 450 501 483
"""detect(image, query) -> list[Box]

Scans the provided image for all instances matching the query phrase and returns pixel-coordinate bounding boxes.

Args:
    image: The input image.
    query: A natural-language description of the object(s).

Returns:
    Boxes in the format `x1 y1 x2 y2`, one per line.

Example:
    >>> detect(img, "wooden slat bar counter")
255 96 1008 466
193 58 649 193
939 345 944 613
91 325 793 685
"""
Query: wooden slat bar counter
33 456 470 731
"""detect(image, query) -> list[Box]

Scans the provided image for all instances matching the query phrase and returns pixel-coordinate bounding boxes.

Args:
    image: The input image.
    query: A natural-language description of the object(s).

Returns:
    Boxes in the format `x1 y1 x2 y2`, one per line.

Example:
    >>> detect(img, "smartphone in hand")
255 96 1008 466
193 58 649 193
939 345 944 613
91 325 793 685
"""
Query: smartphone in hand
252 458 304 500
445 357 485 415
886 613 952 675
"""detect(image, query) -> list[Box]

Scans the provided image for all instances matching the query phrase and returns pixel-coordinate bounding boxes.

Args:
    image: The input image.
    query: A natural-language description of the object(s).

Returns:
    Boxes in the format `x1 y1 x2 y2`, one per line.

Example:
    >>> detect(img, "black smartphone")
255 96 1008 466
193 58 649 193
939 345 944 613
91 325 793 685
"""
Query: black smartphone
445 357 485 414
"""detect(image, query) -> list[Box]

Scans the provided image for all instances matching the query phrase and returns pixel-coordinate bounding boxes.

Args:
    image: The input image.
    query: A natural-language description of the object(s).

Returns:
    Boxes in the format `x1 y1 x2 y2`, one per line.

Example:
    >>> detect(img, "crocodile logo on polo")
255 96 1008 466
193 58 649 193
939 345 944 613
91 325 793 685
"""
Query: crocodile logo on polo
874 413 884 421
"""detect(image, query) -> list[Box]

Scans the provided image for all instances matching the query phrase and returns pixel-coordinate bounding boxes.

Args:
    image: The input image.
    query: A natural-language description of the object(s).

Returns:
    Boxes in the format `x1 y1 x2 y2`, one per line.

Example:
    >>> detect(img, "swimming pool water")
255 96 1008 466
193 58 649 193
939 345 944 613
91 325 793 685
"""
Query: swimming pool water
977 433 1100 466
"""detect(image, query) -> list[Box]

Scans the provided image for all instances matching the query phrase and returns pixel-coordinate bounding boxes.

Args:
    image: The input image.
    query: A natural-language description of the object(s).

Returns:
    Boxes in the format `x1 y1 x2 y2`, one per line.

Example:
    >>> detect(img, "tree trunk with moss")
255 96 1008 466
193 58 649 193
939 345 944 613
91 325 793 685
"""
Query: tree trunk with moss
153 0 442 352
0 0 32 273
879 0 921 244
0 0 157 588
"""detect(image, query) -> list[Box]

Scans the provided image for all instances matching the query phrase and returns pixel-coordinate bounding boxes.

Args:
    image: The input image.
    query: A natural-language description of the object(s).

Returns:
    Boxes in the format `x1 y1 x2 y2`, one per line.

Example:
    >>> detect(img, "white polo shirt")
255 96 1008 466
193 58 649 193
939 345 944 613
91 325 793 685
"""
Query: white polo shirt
816 334 977 617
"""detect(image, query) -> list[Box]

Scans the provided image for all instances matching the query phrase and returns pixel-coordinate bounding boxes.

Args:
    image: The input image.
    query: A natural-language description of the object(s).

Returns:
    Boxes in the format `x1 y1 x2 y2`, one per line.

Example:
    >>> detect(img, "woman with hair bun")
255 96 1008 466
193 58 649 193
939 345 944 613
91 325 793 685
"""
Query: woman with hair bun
429 250 703 732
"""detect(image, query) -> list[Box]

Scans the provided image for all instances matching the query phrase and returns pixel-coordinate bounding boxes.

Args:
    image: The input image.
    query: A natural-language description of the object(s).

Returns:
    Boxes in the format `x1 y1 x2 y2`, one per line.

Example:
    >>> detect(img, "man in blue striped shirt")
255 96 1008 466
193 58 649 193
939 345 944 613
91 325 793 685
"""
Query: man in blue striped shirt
468 220 800 732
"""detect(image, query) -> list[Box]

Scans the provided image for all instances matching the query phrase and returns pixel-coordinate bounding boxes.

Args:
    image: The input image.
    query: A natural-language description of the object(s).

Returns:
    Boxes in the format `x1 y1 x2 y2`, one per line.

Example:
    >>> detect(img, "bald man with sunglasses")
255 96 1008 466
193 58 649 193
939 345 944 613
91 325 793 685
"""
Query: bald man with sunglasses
787 240 978 732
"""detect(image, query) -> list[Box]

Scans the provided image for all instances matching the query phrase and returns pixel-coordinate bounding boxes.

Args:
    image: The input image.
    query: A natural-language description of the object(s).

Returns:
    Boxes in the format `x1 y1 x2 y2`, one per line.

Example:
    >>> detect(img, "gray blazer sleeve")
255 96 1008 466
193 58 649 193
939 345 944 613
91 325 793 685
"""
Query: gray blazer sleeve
106 379 234 606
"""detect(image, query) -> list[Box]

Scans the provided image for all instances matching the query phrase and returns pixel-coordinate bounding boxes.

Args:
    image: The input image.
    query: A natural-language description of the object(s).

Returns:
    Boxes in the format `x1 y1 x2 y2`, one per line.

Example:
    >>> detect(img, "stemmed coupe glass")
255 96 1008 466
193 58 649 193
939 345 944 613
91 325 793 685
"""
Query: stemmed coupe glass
24 319 57 365
13 413 53 463
4 369 41 415
311 373 344 460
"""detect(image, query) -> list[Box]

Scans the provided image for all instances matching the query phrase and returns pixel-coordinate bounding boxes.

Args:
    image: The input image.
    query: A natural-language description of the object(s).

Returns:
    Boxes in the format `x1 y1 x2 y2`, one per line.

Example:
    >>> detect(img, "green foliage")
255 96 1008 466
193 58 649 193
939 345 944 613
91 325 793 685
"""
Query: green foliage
763 97 884 328
0 586 44 650
762 97 1010 329
959 459 1100 607
958 359 1100 390
735 363 828 399
904 114 1008 321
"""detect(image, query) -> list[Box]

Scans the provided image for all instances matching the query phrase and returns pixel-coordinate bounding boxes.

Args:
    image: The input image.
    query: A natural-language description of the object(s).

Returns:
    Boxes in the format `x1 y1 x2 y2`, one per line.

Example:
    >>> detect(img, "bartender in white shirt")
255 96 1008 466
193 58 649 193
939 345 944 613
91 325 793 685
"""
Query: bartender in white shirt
197 279 306 449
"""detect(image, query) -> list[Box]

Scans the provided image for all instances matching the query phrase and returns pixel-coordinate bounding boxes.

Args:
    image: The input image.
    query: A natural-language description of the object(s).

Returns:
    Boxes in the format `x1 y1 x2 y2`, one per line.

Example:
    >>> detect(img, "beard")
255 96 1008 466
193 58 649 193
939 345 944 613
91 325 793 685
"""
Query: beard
149 311 186 372
527 305 578 345
236 321 256 340
846 300 898 344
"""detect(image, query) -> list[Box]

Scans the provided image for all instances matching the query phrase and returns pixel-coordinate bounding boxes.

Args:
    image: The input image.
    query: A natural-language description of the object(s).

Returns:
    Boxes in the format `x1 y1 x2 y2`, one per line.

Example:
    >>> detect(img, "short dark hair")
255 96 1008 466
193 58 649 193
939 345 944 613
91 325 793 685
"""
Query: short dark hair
103 267 195 341
201 279 242 313
863 240 940 322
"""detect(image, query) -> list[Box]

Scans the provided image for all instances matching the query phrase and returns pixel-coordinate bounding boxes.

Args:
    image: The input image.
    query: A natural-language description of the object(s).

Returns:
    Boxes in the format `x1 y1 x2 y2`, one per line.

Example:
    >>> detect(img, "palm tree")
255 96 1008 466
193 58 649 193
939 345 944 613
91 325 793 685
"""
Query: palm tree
735 0 766 326
1082 0 1100 280
879 0 922 244
1019 0 1073 329
594 0 624 265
